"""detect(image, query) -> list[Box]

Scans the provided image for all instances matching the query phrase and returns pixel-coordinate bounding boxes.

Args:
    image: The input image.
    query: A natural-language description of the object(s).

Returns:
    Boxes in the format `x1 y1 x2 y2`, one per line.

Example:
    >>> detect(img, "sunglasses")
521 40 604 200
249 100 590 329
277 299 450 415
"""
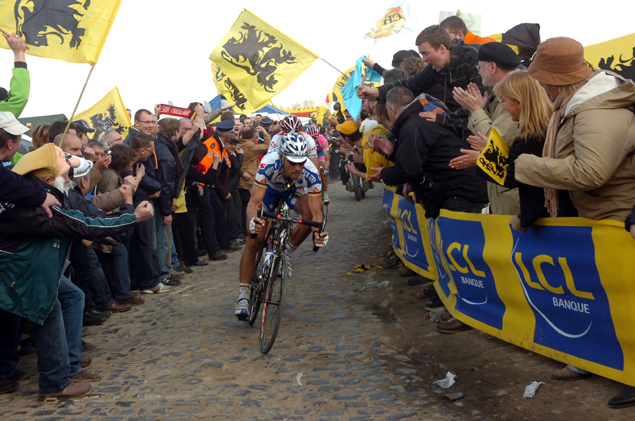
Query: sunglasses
141 147 155 153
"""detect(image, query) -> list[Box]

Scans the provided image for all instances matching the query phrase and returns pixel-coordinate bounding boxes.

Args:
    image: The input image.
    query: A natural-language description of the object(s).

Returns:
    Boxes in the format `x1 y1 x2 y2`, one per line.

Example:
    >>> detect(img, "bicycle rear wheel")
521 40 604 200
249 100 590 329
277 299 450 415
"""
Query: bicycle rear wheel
259 253 288 354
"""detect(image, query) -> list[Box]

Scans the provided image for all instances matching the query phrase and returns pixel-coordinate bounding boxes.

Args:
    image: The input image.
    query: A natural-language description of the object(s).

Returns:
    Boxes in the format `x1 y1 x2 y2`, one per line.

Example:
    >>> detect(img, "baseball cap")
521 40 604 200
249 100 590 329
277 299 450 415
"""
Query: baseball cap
71 119 95 133
335 121 359 136
0 111 29 135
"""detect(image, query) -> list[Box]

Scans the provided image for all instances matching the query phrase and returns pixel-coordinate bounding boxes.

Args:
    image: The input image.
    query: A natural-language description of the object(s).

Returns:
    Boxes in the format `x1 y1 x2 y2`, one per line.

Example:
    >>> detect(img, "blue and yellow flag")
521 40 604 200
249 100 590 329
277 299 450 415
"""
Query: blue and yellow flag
477 126 510 186
74 87 131 140
209 9 318 112
585 32 635 81
0 0 122 64
211 61 260 115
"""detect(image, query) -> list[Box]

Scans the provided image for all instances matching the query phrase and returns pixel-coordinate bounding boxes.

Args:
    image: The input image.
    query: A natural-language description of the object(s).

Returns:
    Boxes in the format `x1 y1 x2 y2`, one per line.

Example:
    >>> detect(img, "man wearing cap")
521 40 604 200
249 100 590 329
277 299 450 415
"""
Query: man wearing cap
260 116 274 135
358 25 484 131
363 50 421 76
336 120 364 185
72 120 95 149
512 38 635 405
450 42 521 215
0 143 153 401
0 110 29 165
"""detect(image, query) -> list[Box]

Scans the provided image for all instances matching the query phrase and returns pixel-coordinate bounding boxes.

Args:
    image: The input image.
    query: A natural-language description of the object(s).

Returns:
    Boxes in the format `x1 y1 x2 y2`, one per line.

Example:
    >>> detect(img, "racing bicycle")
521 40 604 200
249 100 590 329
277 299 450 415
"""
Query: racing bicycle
248 203 325 354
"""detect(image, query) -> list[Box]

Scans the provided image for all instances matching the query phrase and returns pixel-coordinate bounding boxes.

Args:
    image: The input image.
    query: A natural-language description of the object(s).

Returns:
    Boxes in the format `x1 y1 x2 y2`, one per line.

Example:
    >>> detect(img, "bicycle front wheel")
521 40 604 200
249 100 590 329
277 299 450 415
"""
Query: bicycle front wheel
259 253 288 354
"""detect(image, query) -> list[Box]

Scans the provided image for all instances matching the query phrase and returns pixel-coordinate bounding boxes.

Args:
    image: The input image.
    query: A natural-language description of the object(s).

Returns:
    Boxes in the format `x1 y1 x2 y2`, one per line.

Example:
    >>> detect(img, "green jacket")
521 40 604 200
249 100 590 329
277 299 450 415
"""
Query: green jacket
0 64 29 118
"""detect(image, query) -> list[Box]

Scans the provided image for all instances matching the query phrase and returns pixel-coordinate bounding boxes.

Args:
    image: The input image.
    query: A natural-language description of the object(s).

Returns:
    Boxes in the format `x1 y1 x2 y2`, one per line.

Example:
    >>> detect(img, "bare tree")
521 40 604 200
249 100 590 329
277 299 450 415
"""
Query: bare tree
302 98 317 108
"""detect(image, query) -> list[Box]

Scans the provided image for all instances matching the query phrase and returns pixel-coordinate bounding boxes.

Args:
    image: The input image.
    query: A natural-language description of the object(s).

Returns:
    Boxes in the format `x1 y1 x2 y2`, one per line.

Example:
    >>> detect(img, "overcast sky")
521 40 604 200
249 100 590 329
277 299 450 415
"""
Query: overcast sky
0 0 633 119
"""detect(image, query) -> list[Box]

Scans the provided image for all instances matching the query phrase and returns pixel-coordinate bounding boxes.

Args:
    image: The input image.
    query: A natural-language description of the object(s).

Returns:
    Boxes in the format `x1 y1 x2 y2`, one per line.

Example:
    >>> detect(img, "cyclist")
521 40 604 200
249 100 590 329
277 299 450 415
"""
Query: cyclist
305 126 330 203
234 133 329 320
269 116 320 169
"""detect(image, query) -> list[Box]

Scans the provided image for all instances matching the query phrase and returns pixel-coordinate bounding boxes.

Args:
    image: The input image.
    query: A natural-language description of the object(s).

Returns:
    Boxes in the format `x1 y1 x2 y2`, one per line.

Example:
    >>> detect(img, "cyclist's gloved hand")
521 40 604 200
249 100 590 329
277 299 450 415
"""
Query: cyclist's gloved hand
249 217 264 235
313 231 329 248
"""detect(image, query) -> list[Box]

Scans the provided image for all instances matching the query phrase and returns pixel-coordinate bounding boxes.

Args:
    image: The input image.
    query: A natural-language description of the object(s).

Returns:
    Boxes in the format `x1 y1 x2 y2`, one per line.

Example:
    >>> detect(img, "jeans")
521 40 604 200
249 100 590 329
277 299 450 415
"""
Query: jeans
95 244 132 301
70 241 113 310
441 196 485 214
209 188 231 249
58 275 84 377
129 204 160 290
170 237 180 268
197 186 220 254
154 210 170 280
231 187 242 237
239 189 251 238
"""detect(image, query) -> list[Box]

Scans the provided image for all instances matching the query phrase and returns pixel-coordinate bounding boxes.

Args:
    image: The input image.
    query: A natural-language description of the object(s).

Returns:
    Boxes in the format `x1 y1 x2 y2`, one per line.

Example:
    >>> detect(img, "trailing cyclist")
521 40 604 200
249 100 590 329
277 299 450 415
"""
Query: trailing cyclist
306 126 330 203
234 133 329 320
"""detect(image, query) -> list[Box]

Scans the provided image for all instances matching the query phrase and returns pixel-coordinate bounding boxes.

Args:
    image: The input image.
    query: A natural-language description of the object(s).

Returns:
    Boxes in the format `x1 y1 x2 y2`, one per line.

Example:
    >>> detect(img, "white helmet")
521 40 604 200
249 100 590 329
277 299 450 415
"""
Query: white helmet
279 132 308 163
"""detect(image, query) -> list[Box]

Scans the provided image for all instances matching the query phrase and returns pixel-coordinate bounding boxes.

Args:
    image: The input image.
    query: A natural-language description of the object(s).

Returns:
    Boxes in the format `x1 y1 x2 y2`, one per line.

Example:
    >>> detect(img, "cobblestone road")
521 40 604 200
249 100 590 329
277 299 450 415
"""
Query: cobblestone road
0 182 464 420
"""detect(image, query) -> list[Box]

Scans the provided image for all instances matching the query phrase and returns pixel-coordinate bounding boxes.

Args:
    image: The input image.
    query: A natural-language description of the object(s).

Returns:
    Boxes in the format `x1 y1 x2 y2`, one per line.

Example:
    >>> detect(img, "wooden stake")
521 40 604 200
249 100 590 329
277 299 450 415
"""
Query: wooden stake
62 63 96 139
269 101 285 121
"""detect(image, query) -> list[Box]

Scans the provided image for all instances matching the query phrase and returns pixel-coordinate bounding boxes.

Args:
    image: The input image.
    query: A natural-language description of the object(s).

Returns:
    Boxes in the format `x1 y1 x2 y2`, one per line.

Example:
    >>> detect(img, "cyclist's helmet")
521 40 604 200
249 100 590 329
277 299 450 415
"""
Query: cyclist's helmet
279 132 309 163
305 126 319 139
280 115 303 133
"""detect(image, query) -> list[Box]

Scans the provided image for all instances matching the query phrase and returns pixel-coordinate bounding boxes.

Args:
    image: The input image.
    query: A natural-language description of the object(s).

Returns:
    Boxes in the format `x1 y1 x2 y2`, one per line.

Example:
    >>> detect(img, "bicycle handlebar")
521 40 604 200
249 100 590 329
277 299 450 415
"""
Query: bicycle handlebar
251 208 325 252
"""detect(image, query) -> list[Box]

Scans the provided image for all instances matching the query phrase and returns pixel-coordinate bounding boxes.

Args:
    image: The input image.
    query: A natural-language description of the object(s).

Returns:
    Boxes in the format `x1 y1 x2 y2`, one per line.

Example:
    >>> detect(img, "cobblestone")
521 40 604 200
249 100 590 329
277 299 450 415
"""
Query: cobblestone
0 184 455 420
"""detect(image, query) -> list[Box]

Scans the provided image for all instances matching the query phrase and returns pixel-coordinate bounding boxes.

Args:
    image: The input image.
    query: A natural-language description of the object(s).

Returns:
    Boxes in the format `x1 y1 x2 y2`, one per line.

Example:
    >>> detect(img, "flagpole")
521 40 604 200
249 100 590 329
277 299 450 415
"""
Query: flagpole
62 63 97 139
319 58 347 77
270 101 284 122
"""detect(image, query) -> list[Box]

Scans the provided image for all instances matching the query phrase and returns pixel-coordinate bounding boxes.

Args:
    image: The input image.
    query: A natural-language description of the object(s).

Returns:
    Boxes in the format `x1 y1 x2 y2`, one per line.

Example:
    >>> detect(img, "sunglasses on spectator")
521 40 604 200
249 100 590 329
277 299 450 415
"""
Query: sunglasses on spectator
141 147 155 153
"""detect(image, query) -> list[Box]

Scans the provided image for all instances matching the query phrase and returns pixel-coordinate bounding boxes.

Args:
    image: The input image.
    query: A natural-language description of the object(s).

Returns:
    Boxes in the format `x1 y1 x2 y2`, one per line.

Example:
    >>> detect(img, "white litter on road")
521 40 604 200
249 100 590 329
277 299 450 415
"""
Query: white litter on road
433 371 457 389
523 381 545 398
296 373 303 386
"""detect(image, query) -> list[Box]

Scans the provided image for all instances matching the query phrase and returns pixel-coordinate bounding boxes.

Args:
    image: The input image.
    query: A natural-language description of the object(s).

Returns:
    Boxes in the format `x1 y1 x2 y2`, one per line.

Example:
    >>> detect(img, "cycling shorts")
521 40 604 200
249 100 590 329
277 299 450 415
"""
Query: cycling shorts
261 186 306 212
317 148 326 161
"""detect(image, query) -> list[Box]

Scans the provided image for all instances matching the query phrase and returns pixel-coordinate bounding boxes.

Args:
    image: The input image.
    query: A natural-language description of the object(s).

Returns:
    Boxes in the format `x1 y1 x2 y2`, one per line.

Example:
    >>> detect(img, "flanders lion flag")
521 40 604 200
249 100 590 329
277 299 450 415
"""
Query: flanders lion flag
212 61 260 114
585 32 635 82
0 0 122 64
210 9 318 112
74 87 131 141
476 127 510 186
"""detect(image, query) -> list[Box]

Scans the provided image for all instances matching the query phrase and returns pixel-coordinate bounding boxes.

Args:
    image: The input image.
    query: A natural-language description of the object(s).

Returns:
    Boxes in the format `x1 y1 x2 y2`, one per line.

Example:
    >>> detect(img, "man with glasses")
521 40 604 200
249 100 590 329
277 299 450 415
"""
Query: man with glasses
357 24 483 132
124 109 155 145
101 129 123 148
450 42 522 216
234 133 328 320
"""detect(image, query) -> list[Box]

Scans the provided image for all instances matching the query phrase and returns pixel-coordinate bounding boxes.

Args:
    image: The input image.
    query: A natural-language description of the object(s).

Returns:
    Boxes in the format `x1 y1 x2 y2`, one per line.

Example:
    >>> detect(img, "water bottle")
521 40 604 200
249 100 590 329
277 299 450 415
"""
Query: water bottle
262 249 274 274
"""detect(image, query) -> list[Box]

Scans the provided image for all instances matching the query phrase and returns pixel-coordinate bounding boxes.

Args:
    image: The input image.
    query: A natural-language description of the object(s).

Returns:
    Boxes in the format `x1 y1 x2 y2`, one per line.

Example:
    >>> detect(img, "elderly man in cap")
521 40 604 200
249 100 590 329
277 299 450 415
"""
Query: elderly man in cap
260 116 274 135
0 141 153 402
513 37 635 408
450 42 522 215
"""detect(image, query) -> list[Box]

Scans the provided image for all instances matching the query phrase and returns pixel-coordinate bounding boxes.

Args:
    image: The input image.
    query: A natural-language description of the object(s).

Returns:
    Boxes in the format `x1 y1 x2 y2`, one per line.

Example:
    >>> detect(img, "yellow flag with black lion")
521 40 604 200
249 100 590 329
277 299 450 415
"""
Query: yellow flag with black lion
210 9 318 113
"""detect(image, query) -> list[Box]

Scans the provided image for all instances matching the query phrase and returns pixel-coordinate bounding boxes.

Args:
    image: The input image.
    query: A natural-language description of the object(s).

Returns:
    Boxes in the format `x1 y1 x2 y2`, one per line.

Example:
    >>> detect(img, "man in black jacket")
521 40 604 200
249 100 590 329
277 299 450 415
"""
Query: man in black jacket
369 86 487 218
358 25 483 131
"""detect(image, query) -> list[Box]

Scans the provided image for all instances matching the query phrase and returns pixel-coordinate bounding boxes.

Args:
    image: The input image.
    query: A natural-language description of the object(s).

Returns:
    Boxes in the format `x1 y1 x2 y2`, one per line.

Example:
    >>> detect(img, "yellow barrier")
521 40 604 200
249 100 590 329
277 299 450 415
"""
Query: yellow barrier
383 186 635 386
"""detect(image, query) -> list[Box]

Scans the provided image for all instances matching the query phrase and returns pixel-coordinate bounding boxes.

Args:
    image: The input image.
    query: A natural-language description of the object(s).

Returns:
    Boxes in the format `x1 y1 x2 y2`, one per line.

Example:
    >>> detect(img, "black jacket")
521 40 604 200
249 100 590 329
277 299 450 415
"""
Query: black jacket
227 152 243 191
378 42 483 129
380 100 488 219
154 134 178 217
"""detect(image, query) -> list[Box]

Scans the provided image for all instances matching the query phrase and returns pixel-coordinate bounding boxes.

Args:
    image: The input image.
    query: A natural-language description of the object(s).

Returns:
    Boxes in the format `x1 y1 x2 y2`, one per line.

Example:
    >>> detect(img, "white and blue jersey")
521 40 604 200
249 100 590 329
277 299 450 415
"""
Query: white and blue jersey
254 150 322 211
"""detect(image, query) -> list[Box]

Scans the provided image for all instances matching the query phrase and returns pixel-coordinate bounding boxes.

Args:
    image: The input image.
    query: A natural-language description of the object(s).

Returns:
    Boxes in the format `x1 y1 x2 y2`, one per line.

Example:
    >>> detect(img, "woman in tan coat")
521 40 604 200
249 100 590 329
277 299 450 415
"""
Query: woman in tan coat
514 37 635 409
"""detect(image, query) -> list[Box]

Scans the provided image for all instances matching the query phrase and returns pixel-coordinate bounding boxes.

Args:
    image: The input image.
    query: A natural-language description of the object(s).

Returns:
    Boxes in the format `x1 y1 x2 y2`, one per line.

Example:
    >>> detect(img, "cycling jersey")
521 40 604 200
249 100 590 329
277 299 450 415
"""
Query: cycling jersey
316 135 329 162
254 150 322 211
268 132 318 158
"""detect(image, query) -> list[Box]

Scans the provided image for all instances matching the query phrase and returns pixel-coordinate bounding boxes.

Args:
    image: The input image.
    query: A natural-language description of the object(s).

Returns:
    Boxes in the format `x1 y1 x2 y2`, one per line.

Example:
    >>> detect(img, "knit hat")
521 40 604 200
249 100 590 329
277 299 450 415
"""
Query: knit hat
13 143 79 179
528 37 593 86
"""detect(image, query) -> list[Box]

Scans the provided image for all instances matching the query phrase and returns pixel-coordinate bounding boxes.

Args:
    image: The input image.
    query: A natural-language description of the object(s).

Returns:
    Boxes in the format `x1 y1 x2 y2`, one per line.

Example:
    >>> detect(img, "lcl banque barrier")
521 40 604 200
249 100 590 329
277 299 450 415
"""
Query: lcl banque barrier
383 186 635 386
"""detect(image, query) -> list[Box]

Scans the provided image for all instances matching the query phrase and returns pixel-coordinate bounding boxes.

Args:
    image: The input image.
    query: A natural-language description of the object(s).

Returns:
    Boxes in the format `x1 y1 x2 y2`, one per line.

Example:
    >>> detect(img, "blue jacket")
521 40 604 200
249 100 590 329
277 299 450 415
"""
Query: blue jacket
154 134 178 217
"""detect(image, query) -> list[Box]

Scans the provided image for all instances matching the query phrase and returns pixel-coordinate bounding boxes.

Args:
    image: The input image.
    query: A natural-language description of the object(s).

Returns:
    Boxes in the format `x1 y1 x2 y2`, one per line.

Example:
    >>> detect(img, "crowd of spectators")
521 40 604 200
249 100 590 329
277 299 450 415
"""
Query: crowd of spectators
346 17 635 410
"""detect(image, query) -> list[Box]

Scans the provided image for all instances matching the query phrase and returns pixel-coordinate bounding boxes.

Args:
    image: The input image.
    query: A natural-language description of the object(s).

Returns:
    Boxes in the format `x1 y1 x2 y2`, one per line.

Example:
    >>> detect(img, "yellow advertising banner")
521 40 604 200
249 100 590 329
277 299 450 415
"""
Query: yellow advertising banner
0 0 122 64
210 9 318 112
74 87 131 141
384 187 635 386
